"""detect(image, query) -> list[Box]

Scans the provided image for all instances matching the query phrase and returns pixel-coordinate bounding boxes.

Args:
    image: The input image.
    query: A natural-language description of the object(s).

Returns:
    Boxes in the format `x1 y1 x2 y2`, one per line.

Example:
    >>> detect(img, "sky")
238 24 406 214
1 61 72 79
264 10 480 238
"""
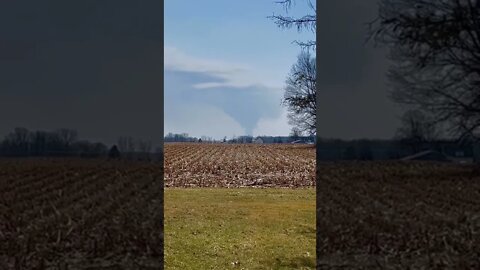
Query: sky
164 0 315 139
0 0 162 147
317 0 403 140
165 0 403 140
0 0 403 144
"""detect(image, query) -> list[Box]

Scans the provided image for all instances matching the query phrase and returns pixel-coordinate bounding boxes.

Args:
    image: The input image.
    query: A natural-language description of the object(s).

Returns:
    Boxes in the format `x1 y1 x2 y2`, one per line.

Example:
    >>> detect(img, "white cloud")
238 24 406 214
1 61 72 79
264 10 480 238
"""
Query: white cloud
164 46 291 137
164 46 281 89
252 109 291 137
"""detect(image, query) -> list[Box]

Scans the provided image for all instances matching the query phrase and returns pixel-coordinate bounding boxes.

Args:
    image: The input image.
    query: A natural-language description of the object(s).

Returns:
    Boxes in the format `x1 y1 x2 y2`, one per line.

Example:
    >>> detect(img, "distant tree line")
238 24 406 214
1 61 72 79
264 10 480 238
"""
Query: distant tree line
164 133 232 143
116 136 158 161
316 108 478 161
316 137 477 161
0 127 107 157
0 127 159 161
164 133 202 143
164 132 315 144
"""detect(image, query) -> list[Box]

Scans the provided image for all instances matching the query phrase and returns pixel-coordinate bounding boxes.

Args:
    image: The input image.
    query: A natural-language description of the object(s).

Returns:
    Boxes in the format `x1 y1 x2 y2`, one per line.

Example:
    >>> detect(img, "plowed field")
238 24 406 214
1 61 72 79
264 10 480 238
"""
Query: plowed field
318 161 480 269
164 143 316 188
0 158 163 269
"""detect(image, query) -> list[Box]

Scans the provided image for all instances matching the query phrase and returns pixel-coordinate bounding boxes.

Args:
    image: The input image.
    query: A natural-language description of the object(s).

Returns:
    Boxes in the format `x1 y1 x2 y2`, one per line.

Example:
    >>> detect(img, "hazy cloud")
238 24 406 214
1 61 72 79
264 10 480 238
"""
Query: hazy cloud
164 48 288 138
253 109 291 137
165 102 246 139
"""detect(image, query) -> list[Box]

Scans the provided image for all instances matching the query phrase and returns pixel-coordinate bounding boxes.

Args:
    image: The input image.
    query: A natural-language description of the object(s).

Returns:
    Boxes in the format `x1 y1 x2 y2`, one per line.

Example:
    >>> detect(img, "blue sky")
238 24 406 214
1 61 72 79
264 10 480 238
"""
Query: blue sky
164 0 315 139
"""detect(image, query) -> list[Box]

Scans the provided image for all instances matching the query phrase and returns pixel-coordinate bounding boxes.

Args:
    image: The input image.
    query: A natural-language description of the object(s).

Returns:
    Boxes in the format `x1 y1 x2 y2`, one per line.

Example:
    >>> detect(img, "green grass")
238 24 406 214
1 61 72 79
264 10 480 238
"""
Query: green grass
164 188 316 270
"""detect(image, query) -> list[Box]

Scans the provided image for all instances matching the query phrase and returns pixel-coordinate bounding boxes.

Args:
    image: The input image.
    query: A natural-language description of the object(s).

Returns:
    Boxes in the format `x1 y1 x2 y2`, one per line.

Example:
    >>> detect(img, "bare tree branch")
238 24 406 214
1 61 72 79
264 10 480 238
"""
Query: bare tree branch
283 51 316 135
268 0 316 49
368 0 480 140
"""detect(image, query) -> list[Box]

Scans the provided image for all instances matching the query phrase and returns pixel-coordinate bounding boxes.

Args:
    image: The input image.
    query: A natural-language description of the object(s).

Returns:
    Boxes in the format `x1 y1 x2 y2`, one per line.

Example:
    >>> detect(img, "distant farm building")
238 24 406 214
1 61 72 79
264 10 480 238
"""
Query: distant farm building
253 137 264 144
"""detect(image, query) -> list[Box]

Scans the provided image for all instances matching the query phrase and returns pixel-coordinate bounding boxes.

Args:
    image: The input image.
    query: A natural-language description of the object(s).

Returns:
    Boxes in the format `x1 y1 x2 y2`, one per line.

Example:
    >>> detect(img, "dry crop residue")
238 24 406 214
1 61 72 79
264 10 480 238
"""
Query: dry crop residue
0 158 163 269
164 143 315 188
317 161 480 269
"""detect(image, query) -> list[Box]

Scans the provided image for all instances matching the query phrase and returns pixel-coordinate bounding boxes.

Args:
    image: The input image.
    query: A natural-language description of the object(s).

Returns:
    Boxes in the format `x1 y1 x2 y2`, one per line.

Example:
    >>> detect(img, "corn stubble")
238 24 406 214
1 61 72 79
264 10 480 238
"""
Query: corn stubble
318 161 480 269
0 159 163 269
164 143 316 188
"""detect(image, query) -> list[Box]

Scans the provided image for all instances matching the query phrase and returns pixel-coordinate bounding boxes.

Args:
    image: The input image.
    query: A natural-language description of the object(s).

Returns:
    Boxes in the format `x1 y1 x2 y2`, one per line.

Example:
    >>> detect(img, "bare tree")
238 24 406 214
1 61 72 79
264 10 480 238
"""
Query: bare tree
29 131 48 156
395 109 440 153
117 136 129 153
283 51 316 135
56 128 78 149
126 137 135 153
11 127 30 146
137 139 152 161
368 0 480 140
269 0 316 49
3 127 30 155
137 139 152 153
117 136 135 159
290 127 303 141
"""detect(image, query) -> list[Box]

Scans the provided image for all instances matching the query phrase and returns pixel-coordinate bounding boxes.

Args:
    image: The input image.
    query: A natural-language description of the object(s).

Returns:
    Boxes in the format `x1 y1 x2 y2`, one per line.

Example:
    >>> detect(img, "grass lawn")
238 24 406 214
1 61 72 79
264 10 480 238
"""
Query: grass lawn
164 188 316 270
